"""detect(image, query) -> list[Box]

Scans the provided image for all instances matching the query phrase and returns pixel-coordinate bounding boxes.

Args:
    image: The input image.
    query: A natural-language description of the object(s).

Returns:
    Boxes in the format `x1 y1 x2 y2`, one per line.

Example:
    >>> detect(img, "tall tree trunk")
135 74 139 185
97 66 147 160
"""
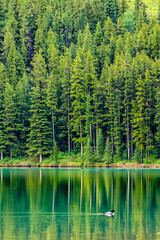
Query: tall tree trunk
93 129 96 153
10 150 12 160
131 127 133 159
90 123 92 138
141 149 143 163
127 133 130 161
80 120 83 158
111 134 114 160
1 151 3 161
146 145 148 161
68 96 71 156
52 110 55 146
40 154 43 163
96 119 98 157
127 109 130 161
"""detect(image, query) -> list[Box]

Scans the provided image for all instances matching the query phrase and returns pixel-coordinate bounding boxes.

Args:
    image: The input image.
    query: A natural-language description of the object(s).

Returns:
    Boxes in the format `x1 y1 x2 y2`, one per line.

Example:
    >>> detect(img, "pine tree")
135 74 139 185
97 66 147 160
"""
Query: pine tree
83 24 94 56
97 128 104 161
47 43 59 152
84 51 96 138
16 0 29 65
134 0 141 20
120 0 127 15
94 22 105 79
84 136 94 165
60 47 72 155
105 0 117 23
149 23 160 59
116 17 126 36
0 0 6 58
94 22 103 47
144 69 153 160
15 74 30 156
4 82 17 159
105 67 115 160
71 52 85 158
103 17 116 45
27 50 51 162
158 2 160 24
0 63 6 160
123 54 132 161
103 137 112 163
155 69 160 158
132 75 146 163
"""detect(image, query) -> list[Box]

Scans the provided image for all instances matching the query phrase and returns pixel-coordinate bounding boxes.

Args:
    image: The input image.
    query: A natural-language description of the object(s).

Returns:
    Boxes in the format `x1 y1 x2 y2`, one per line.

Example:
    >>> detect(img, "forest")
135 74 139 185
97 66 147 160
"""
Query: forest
0 0 159 164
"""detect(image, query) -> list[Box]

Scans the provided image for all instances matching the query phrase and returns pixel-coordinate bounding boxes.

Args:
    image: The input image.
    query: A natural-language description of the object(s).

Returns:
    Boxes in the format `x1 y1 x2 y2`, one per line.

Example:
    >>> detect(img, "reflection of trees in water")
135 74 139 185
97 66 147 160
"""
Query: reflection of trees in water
0 169 159 239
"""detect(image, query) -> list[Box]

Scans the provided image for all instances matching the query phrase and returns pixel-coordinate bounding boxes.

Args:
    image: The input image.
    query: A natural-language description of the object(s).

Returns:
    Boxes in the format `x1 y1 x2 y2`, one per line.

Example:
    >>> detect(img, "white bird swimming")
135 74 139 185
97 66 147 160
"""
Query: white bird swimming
103 210 115 216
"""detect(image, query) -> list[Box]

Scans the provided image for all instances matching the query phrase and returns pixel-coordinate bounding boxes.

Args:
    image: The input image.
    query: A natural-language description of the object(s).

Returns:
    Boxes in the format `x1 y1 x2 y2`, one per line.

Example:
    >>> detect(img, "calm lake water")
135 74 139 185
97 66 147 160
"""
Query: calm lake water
0 168 160 240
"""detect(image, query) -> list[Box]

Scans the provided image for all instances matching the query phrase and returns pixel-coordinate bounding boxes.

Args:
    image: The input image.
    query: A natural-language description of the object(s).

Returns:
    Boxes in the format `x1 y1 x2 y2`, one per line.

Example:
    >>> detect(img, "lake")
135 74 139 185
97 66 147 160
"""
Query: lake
0 168 160 239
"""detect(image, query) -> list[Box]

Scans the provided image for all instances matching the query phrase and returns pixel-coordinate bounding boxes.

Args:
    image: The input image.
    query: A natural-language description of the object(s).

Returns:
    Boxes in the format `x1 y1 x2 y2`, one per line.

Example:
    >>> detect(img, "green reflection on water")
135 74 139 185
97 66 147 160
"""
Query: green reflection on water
0 169 160 240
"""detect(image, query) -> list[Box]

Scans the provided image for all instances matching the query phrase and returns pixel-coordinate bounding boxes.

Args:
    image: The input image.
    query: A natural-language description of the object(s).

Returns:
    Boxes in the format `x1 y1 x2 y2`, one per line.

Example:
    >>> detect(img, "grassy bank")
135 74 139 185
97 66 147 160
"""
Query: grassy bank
0 152 159 168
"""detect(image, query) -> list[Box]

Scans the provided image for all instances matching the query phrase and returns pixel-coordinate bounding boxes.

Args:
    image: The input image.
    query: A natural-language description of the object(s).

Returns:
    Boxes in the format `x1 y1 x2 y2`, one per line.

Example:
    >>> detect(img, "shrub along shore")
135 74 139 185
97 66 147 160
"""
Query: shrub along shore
0 153 159 168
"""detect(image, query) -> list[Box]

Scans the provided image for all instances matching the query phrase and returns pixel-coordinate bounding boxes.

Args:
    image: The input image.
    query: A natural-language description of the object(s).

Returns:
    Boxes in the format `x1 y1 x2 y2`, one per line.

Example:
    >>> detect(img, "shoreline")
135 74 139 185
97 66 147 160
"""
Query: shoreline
0 163 160 169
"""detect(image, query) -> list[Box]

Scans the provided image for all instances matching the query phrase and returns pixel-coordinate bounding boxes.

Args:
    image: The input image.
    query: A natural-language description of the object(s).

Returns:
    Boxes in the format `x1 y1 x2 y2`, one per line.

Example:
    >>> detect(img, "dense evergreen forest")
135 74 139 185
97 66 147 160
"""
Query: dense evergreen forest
0 0 160 164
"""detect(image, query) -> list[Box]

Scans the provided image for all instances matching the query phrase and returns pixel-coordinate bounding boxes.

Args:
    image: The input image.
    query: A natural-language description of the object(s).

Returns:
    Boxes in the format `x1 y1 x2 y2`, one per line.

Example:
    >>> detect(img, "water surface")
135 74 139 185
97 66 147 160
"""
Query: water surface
0 168 160 239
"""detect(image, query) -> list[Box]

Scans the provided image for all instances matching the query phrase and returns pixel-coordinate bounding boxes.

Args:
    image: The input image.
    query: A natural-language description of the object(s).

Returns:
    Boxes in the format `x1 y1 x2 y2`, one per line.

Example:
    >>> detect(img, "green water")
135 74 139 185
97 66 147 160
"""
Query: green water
0 169 160 240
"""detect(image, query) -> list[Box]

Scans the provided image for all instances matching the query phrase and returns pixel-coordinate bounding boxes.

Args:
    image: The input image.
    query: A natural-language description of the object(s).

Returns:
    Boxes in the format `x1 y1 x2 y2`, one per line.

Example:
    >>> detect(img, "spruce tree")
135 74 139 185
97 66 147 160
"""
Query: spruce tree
84 136 94 165
97 128 104 161
70 52 85 158
132 75 146 163
103 137 112 163
60 48 72 155
15 74 30 156
47 43 59 152
84 51 96 138
27 50 50 162
0 63 6 160
120 0 127 15
105 0 117 23
4 82 17 159
103 17 116 45
105 67 115 160
155 70 160 158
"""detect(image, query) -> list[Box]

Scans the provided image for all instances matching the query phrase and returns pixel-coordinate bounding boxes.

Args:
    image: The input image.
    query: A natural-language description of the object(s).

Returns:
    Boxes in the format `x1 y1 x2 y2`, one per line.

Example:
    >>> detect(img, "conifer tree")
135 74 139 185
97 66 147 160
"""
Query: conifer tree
94 22 103 47
144 69 153 160
84 136 93 165
105 0 117 23
83 24 94 56
4 82 17 159
84 51 96 138
94 22 105 78
120 0 127 15
105 68 115 160
123 54 132 161
47 43 59 149
103 17 116 45
134 0 141 20
158 2 160 24
103 137 112 163
27 50 50 162
0 63 6 160
155 66 160 158
71 52 85 158
97 128 104 161
60 48 72 155
132 75 146 163
15 74 30 156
